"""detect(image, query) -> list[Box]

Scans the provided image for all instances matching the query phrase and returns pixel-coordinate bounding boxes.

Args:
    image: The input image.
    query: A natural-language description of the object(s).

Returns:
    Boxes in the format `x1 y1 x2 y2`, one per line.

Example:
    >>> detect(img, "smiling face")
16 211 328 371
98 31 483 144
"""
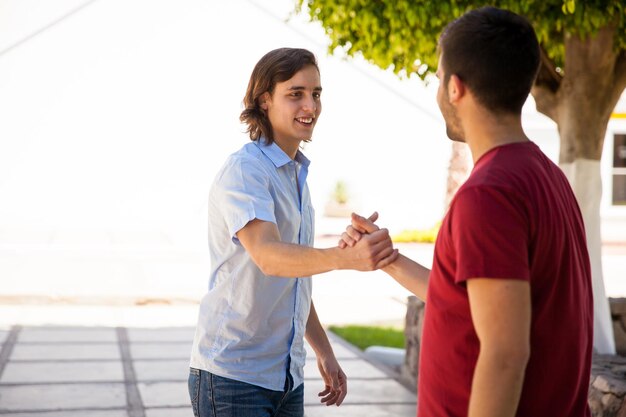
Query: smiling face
261 64 322 156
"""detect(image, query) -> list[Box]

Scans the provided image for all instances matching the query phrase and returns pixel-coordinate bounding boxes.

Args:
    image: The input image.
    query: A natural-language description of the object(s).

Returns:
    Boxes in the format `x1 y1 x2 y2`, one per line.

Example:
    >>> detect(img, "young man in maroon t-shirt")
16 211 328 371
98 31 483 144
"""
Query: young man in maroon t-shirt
340 6 593 417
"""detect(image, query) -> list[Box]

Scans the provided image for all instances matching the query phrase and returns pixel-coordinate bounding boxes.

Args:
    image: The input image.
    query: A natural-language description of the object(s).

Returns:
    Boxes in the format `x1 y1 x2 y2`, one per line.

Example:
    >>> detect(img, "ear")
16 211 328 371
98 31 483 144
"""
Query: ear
259 92 271 111
447 74 466 104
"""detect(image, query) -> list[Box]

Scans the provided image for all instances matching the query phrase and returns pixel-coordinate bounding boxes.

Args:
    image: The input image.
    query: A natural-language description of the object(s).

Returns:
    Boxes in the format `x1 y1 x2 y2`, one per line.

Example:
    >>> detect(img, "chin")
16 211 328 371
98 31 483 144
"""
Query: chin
445 128 465 143
447 135 466 143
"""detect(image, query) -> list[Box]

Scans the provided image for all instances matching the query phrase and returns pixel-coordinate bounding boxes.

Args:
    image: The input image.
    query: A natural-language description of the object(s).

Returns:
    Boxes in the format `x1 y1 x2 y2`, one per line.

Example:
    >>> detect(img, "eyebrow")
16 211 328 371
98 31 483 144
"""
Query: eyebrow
288 86 323 91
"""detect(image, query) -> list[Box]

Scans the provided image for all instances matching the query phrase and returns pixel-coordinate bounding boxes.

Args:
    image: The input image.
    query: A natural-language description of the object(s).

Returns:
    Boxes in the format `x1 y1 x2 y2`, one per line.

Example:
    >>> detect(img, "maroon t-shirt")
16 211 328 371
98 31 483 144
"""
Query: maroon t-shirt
418 141 593 417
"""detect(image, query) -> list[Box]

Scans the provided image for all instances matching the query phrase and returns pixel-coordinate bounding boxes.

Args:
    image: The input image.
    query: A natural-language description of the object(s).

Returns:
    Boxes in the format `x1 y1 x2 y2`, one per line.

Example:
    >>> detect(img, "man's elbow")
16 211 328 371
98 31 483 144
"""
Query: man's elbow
508 346 530 371
256 258 278 276
254 255 288 277
484 343 531 373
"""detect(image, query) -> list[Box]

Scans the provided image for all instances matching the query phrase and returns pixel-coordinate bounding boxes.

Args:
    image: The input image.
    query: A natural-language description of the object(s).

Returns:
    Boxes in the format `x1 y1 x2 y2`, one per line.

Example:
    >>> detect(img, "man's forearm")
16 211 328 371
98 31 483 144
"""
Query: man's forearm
382 254 430 300
238 219 396 278
253 241 392 278
468 350 528 417
253 241 342 278
305 301 333 357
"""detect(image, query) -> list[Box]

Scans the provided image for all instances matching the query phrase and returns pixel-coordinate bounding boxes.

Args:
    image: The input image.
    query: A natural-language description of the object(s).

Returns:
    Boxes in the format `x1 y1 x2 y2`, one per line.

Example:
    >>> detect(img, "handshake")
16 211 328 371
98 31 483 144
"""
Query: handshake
335 211 399 271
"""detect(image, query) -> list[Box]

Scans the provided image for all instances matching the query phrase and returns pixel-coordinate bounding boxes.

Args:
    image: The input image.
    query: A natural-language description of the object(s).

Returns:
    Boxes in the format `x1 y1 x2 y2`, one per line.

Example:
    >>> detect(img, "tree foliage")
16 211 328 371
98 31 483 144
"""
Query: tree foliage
296 0 626 80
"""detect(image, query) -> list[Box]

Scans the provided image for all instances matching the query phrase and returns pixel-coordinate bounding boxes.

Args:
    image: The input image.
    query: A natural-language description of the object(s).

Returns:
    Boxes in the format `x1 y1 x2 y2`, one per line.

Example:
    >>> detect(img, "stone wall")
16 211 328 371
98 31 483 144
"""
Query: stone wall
402 296 626 415
611 298 626 356
401 296 424 391
589 354 626 416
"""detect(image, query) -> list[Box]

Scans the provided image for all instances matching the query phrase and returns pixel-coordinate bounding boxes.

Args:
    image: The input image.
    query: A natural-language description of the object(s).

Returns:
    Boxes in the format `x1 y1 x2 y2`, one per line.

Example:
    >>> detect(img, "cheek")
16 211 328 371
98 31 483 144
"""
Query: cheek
266 109 278 126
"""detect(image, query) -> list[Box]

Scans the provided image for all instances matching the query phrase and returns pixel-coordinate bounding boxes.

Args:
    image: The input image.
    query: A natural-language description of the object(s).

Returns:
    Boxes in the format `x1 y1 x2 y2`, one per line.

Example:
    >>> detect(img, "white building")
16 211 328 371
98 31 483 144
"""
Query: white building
602 111 626 242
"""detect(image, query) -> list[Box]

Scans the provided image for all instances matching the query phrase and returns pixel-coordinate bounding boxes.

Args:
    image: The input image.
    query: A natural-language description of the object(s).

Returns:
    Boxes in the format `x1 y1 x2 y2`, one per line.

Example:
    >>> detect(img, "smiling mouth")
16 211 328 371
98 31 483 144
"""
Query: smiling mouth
295 117 314 125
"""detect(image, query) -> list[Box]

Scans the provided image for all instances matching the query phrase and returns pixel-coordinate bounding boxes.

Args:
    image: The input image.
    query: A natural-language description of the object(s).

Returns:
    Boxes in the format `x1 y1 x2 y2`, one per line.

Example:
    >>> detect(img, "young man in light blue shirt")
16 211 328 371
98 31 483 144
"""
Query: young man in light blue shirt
189 48 398 417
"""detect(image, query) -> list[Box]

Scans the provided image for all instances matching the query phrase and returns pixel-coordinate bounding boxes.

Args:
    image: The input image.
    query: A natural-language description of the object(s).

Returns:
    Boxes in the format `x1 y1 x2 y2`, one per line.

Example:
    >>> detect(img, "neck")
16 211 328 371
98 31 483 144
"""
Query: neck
463 109 529 163
273 137 300 160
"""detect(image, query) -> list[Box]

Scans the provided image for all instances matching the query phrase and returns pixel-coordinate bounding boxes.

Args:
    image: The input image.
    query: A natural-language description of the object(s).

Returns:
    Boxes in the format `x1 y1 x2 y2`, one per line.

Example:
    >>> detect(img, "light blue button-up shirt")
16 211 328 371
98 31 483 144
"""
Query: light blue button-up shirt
190 139 314 391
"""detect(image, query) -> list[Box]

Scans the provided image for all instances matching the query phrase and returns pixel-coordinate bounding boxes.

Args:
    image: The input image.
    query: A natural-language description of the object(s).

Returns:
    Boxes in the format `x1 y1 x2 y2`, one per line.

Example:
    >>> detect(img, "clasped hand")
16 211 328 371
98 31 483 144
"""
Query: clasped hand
338 211 399 269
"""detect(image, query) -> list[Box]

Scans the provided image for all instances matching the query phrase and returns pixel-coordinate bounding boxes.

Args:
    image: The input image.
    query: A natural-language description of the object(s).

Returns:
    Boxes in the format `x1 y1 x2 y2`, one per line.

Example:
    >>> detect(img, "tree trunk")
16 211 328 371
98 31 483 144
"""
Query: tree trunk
444 142 472 211
560 160 615 354
532 26 626 354
557 58 614 352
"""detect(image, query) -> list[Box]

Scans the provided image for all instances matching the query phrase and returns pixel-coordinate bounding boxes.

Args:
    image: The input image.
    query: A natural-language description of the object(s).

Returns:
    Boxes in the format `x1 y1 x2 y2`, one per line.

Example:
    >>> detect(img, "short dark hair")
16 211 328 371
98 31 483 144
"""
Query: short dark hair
439 7 540 114
240 48 319 143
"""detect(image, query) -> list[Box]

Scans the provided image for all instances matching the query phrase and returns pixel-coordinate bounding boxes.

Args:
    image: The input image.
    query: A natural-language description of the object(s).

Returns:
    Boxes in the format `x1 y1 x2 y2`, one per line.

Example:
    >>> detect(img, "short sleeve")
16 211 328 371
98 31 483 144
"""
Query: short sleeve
212 156 277 243
450 185 530 284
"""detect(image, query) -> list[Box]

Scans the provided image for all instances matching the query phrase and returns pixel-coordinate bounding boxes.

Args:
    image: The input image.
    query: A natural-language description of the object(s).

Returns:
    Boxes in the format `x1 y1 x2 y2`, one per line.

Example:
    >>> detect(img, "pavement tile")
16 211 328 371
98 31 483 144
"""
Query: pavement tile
0 326 414 415
304 403 416 417
127 327 195 343
130 341 191 359
0 383 126 411
0 305 198 328
304 379 415 406
138 381 190 408
134 359 189 382
11 343 120 360
0 411 127 417
18 327 117 343
145 407 193 417
305 358 387 379
1 361 124 383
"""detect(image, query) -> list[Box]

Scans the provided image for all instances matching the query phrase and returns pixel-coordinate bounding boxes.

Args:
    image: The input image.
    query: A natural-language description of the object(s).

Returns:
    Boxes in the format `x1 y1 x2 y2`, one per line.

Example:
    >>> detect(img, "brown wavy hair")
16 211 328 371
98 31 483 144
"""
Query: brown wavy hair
240 48 319 144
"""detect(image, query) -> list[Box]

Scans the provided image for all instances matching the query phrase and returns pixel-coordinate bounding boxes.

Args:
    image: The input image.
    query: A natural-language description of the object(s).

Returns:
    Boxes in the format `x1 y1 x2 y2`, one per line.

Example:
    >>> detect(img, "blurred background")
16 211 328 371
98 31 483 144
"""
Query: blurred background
0 0 624 328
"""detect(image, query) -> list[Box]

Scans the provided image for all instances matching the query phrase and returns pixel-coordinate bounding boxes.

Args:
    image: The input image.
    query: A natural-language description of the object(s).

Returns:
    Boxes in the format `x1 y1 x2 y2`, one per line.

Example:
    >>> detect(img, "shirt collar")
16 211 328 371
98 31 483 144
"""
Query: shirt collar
255 138 311 169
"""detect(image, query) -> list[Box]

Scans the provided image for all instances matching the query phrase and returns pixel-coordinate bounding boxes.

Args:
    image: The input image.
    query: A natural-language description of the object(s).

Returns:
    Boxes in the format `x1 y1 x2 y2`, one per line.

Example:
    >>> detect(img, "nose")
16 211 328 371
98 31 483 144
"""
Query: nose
302 95 317 112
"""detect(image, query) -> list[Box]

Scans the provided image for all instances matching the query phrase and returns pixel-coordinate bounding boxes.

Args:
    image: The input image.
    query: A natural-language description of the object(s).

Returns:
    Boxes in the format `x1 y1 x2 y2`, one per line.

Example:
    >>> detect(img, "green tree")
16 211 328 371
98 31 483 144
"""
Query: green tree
296 0 626 354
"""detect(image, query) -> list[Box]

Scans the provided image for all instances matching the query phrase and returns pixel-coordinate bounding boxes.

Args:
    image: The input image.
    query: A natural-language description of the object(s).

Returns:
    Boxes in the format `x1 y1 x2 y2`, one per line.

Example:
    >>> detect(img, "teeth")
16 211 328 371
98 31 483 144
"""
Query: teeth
297 117 313 124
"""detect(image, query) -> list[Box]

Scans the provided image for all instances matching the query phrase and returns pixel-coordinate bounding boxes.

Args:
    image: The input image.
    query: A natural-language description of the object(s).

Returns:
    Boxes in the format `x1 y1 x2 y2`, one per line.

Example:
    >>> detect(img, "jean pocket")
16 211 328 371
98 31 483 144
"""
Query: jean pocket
188 368 201 417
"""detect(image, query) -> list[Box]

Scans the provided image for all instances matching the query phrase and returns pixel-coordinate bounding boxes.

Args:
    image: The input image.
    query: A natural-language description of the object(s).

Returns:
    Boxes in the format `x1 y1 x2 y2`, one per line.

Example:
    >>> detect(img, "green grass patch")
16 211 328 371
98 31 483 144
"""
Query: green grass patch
329 325 405 351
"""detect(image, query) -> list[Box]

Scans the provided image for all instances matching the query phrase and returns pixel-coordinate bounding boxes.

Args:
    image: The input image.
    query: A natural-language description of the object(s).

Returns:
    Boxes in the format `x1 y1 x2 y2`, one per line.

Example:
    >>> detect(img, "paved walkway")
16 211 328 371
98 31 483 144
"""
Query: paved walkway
0 228 623 416
0 324 416 416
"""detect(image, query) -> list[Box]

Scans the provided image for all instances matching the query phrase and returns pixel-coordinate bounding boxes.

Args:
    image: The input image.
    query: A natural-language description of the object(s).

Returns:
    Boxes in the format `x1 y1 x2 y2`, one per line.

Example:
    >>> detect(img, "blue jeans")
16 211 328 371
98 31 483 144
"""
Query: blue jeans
188 368 304 417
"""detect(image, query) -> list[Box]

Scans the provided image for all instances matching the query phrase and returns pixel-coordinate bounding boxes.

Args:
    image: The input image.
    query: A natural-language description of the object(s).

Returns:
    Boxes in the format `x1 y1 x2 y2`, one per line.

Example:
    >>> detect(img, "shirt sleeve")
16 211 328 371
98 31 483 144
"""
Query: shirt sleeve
212 155 277 243
450 185 530 284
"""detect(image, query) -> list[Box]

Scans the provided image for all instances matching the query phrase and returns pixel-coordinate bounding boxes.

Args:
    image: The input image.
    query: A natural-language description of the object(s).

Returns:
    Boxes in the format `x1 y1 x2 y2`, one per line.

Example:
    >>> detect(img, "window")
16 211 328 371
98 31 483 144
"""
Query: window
613 134 626 205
